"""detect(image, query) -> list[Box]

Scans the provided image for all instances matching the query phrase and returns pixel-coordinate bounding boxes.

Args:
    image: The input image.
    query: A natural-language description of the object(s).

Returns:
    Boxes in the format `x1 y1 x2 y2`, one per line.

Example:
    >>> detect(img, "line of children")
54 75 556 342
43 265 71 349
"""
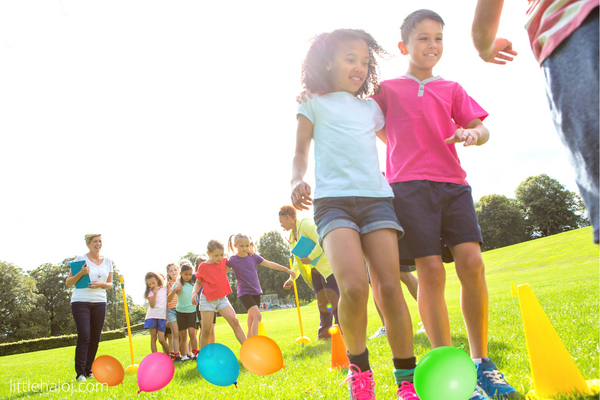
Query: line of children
227 233 296 338
143 272 169 354
192 239 246 349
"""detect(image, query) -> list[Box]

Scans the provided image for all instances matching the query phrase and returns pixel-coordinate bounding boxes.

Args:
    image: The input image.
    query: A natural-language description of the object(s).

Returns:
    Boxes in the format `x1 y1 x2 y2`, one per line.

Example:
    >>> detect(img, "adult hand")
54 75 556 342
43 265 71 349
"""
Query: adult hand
300 256 311 265
478 37 518 65
88 281 104 289
445 128 480 147
283 280 293 290
291 180 313 211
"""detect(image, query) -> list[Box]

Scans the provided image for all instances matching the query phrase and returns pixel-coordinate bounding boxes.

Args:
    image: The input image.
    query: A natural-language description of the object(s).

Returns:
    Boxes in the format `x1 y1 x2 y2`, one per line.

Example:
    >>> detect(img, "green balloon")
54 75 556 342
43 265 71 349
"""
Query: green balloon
414 346 477 400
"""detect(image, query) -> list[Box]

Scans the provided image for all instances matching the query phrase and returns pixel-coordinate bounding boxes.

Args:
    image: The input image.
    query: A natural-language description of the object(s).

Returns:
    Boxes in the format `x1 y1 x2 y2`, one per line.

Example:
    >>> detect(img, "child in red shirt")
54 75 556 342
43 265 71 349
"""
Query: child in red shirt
192 239 246 349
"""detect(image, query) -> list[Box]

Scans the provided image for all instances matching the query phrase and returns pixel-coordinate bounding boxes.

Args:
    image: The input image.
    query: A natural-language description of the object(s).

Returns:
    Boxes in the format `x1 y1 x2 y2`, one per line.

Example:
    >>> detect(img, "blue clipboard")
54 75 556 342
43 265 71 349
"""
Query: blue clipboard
69 260 91 289
291 236 322 266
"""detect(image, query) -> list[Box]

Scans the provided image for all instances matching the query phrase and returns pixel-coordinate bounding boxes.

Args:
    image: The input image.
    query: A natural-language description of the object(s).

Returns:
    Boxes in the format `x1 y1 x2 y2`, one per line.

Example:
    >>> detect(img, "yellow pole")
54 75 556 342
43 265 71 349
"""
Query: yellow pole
290 258 310 345
120 277 138 373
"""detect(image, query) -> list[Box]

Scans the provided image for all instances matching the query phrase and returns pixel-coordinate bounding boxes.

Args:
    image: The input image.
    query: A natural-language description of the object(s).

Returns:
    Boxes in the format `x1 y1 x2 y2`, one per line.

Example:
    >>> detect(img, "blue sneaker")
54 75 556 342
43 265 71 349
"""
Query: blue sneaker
476 358 519 399
469 390 487 400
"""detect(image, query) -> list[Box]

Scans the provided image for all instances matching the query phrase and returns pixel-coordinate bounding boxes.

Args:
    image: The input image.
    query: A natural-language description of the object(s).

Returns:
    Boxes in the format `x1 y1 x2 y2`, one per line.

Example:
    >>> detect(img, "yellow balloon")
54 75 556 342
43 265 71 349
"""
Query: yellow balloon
91 355 125 387
240 336 283 376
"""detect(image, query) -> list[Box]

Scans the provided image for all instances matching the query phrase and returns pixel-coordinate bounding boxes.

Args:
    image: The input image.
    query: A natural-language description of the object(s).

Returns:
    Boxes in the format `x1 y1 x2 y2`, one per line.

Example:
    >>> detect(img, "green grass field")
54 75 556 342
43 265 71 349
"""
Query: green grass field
2 227 598 399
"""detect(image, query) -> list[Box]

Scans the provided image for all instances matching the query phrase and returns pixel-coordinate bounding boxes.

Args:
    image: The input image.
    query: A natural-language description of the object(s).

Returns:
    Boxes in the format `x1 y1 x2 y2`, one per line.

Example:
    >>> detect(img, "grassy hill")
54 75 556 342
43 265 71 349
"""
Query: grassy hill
1 227 597 399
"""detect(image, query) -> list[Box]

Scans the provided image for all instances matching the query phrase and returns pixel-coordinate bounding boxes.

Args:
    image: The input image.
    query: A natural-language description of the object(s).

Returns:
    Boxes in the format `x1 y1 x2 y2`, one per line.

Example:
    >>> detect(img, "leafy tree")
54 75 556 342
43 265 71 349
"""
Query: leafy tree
515 174 582 238
180 251 201 267
0 261 40 342
28 263 74 337
475 194 530 251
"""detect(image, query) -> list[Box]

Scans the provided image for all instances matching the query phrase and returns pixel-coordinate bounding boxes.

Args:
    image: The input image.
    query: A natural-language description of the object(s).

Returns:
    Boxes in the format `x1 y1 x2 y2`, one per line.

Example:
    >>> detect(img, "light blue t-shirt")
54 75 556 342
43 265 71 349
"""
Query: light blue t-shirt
297 92 393 199
175 281 196 314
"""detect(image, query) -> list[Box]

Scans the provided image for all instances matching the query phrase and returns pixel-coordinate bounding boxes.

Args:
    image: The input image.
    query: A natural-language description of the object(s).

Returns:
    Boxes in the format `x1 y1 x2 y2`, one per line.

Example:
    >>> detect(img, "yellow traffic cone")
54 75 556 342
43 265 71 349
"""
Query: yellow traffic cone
511 282 599 399
257 321 266 336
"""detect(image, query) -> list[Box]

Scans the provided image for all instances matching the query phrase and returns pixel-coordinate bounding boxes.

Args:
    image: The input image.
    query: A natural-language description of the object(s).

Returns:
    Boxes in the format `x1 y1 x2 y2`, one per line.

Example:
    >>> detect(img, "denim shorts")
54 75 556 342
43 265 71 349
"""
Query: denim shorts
199 293 232 312
313 196 404 247
144 318 167 333
166 308 177 324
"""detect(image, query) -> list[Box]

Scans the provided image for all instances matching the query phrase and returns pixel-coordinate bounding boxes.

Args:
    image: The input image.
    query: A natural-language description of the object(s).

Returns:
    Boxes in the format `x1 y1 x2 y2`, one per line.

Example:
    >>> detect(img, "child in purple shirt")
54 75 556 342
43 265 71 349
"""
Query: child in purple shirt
227 233 295 338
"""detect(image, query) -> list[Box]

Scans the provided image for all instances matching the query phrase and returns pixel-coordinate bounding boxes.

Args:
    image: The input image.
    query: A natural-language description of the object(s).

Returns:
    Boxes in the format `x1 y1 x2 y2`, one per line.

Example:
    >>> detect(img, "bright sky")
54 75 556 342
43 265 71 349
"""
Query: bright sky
1 0 579 304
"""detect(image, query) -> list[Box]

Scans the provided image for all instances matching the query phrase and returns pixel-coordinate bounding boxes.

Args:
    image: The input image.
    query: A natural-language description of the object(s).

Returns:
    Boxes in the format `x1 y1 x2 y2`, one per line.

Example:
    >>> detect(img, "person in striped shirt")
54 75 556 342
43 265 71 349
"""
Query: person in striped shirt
471 0 599 245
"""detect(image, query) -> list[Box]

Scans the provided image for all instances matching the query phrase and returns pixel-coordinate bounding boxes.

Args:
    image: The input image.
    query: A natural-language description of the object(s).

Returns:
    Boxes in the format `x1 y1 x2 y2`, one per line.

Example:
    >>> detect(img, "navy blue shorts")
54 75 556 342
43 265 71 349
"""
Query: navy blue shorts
313 196 404 247
144 318 167 333
390 181 482 262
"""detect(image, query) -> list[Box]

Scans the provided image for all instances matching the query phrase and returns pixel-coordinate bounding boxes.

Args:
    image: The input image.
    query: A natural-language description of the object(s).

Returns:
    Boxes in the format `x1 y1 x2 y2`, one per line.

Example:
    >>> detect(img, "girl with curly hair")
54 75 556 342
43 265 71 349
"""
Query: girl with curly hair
291 29 417 399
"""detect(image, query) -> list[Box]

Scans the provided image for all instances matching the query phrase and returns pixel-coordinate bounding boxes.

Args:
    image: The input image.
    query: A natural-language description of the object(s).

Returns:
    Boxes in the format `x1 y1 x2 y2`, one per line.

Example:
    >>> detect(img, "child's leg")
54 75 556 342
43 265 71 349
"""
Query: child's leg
188 327 198 353
322 227 370 356
210 313 216 343
200 312 215 349
246 306 261 338
362 228 414 359
178 329 188 356
415 255 452 348
149 328 158 353
218 306 246 345
157 331 169 354
169 322 180 355
166 333 172 353
451 241 488 359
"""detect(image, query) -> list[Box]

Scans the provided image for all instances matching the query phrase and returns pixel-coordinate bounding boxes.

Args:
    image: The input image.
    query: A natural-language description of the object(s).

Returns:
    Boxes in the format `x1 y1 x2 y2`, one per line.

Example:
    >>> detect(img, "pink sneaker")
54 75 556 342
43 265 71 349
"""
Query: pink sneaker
341 364 376 399
397 381 420 400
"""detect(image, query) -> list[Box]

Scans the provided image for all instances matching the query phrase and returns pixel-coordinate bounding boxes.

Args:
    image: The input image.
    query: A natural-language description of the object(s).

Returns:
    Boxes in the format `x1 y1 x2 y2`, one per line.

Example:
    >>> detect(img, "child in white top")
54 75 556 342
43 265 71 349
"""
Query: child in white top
143 272 169 354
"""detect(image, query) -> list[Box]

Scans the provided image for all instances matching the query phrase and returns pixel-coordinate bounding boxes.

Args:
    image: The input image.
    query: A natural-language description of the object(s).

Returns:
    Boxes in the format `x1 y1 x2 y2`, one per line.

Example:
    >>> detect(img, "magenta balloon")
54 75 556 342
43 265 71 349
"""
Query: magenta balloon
137 352 175 393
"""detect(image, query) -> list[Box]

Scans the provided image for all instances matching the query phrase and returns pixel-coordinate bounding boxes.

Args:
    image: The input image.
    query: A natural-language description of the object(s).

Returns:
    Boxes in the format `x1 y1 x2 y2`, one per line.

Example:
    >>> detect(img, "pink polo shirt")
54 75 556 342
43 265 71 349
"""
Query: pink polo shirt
372 75 488 185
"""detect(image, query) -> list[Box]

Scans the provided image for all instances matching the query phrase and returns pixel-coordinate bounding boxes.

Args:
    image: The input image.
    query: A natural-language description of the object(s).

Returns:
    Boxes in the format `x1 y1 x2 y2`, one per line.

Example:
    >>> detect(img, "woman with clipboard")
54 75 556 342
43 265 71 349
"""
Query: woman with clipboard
65 234 113 382
279 205 340 340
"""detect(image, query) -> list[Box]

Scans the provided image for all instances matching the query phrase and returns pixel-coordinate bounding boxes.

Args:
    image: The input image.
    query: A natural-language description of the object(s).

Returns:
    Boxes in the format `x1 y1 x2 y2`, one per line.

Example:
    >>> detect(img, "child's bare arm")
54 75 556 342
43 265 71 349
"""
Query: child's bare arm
191 280 202 302
148 288 158 308
260 260 297 279
445 118 489 147
376 127 387 144
471 0 518 64
291 115 314 211
167 285 177 302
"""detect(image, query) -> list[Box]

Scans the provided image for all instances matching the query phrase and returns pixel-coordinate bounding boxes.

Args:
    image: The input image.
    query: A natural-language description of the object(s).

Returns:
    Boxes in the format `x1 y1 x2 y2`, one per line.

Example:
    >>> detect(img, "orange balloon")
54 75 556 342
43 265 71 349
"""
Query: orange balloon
240 336 283 376
91 355 125 386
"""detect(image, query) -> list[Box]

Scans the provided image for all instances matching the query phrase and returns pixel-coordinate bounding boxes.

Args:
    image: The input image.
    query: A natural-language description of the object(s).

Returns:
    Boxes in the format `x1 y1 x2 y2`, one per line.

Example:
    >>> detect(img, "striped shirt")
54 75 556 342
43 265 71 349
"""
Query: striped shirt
526 0 599 64
167 279 178 309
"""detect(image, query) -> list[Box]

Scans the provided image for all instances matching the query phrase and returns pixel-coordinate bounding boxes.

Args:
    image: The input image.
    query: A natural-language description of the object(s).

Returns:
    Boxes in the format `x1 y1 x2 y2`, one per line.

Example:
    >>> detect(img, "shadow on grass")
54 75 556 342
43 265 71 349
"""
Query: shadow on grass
287 340 331 361
412 333 514 363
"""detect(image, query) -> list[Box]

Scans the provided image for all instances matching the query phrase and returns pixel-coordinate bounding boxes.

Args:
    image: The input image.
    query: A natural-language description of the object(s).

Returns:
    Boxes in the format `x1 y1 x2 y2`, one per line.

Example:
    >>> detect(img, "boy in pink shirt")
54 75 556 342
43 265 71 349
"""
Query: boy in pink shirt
372 9 517 400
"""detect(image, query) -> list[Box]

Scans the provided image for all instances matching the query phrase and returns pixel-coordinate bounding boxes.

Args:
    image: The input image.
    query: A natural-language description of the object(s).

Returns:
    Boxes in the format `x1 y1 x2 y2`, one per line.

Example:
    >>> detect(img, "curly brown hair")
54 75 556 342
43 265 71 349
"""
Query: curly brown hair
301 29 391 98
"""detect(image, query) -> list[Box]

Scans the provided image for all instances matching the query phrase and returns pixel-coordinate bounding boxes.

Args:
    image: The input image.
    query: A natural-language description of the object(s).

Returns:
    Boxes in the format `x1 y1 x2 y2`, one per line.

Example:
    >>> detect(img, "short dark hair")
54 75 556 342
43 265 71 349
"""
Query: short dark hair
400 9 445 44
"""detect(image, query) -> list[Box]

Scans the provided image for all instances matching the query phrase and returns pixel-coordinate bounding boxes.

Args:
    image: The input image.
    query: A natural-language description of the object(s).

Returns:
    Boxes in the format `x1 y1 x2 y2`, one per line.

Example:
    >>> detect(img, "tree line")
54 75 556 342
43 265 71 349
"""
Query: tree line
475 174 589 251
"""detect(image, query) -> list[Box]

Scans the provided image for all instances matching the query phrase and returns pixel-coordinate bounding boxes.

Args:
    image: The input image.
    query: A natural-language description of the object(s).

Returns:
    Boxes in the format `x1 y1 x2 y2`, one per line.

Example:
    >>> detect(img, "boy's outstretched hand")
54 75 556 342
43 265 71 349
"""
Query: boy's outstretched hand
478 37 518 65
445 128 480 146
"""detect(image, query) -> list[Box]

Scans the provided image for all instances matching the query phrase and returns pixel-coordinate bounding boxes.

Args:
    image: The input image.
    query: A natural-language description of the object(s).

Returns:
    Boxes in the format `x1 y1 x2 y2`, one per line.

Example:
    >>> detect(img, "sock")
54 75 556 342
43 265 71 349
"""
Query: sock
472 358 483 365
393 356 417 385
192 349 199 356
348 348 370 372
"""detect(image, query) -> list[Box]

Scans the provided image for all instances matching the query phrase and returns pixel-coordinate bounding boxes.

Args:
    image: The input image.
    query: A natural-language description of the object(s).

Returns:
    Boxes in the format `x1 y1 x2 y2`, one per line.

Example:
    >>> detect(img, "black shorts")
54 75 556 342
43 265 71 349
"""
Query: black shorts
176 311 196 330
391 180 482 263
239 294 262 311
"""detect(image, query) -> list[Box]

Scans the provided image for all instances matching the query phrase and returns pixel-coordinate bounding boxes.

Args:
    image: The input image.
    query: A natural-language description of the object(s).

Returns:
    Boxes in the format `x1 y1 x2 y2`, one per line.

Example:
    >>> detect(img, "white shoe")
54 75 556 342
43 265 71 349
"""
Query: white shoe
76 375 86 382
416 322 426 335
180 355 190 362
369 326 386 339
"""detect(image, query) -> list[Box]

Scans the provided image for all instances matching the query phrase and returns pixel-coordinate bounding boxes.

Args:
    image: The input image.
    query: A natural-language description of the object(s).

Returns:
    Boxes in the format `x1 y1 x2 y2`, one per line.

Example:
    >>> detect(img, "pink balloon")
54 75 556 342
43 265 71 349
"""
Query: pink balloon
137 352 174 394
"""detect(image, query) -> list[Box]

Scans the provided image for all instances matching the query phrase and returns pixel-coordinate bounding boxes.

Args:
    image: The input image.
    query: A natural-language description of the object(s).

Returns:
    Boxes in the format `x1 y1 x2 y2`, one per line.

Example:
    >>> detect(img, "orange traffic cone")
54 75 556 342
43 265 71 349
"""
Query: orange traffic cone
329 324 349 370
